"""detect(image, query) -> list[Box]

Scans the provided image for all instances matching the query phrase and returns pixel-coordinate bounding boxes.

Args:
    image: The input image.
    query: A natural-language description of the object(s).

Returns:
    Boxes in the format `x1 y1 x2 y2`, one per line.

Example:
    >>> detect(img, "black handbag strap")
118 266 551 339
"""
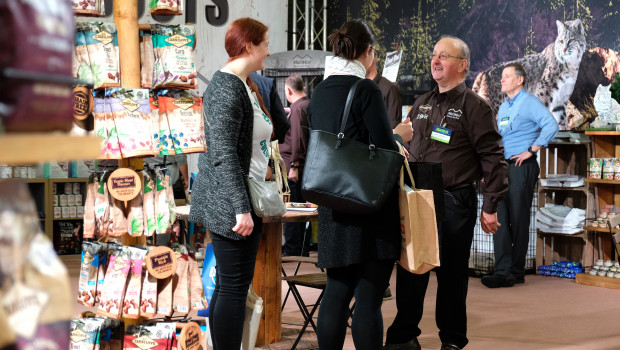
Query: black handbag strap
336 79 362 149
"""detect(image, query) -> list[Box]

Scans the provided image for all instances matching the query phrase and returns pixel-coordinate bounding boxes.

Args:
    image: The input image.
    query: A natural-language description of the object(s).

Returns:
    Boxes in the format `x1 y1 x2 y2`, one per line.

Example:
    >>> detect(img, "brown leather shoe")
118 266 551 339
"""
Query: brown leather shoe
383 338 421 350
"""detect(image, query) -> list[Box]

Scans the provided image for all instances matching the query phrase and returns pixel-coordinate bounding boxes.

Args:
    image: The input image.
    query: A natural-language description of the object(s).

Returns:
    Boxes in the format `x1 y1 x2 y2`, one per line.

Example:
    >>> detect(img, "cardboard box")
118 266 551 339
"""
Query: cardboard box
36 162 69 178
70 160 97 178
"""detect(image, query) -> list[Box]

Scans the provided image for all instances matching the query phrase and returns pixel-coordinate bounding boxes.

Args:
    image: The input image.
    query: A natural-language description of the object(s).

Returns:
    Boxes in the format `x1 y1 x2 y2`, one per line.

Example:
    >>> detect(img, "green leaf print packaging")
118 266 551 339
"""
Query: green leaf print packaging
155 170 171 234
153 92 176 155
84 22 120 89
142 170 157 236
92 94 109 158
108 88 155 158
83 174 98 239
151 24 197 89
158 90 206 154
127 183 144 236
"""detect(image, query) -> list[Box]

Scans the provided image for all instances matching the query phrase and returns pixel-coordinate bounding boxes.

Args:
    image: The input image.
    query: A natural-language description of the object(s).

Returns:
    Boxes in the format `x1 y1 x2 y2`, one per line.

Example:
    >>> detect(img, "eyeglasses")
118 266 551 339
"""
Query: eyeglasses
371 46 381 56
429 53 465 61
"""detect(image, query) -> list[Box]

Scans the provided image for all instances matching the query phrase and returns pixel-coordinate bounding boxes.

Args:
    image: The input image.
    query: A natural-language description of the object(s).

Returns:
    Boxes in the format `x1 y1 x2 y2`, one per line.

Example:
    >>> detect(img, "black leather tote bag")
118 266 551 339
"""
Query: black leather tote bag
301 79 404 214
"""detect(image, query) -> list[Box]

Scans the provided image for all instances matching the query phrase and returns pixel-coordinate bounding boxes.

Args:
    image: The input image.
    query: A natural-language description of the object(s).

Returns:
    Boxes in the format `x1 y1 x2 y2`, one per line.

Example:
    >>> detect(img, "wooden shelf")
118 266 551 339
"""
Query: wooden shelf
584 178 620 185
537 229 585 237
585 131 620 135
0 134 101 164
575 273 620 290
53 217 83 221
25 178 47 183
539 186 587 191
548 141 590 145
49 178 89 183
583 225 620 233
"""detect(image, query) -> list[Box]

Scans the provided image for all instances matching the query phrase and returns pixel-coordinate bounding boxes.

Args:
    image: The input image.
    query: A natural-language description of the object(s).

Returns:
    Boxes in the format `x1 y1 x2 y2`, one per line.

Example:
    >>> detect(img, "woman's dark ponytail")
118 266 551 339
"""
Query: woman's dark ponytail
327 19 375 60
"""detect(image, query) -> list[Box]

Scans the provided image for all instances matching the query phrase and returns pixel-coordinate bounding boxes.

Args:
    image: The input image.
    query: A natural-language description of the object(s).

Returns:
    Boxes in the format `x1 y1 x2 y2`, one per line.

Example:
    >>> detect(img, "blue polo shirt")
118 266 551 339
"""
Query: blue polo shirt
497 89 559 159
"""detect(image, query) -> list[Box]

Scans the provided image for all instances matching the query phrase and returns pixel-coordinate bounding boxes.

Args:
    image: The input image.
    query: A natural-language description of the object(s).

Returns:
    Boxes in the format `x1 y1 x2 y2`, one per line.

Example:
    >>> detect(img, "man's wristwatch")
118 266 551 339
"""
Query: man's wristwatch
527 146 537 155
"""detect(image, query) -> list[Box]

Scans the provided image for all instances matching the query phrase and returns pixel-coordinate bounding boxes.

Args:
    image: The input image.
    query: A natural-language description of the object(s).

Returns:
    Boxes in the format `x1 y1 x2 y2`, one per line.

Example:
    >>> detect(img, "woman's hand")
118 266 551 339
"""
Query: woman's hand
232 212 254 236
394 117 413 143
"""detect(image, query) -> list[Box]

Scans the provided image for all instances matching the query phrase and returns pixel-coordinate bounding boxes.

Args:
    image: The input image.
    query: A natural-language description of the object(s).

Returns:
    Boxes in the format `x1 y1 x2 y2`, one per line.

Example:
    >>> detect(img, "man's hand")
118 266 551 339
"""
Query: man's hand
480 211 500 234
288 167 298 182
232 212 254 236
394 118 413 143
509 151 533 167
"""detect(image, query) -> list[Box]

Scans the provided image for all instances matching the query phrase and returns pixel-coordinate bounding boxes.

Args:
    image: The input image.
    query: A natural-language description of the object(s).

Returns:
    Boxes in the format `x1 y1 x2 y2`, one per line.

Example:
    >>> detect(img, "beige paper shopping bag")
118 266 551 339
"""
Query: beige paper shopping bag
398 157 440 274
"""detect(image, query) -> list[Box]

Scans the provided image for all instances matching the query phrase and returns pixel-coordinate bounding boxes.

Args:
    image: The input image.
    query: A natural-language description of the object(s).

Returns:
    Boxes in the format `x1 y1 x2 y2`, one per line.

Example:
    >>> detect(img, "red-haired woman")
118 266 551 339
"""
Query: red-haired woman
189 17 289 349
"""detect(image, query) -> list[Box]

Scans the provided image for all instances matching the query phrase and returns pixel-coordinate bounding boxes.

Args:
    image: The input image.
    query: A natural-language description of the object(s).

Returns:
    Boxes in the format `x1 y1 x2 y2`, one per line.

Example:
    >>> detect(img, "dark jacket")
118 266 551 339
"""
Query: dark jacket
307 75 402 268
250 72 289 142
189 71 288 240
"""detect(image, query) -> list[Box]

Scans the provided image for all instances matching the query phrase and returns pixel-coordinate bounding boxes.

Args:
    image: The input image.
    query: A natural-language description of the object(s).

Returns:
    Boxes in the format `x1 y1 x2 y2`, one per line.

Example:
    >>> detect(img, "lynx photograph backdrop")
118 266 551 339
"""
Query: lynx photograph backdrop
330 0 620 129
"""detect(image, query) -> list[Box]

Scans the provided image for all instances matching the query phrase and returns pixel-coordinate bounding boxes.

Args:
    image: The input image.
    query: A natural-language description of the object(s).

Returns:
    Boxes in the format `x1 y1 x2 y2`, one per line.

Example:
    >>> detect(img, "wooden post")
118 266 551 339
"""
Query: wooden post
113 0 145 247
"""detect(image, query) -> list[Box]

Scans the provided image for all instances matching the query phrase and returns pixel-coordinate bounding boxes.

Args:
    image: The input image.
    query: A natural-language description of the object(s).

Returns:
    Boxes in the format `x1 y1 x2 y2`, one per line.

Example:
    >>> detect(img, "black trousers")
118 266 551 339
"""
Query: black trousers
208 214 262 350
386 185 477 349
493 158 539 278
317 259 395 350
283 176 309 255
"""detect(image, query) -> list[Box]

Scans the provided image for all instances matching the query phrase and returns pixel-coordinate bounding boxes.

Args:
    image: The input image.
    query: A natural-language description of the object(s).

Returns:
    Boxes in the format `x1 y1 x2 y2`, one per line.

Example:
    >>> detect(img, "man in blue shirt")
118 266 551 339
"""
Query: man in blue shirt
481 63 558 288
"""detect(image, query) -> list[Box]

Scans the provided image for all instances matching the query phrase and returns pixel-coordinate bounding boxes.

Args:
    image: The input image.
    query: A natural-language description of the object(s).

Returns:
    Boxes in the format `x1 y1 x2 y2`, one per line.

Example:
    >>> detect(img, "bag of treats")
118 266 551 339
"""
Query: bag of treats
77 242 101 307
139 247 158 318
0 0 74 132
159 91 206 154
142 170 157 236
92 94 109 158
151 24 197 89
69 317 105 350
156 276 173 317
140 30 154 88
188 247 207 311
149 0 182 16
84 22 120 89
152 92 176 155
72 0 106 17
121 247 147 319
108 88 155 158
93 177 110 236
74 23 92 81
97 246 131 319
164 173 176 224
83 174 98 238
127 190 144 236
172 245 190 314
108 196 128 237
155 170 171 234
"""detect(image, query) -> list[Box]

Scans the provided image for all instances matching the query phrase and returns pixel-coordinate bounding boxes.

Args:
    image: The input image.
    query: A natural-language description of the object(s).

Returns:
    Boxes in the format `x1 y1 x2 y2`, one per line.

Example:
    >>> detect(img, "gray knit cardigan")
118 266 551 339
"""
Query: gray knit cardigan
189 71 256 240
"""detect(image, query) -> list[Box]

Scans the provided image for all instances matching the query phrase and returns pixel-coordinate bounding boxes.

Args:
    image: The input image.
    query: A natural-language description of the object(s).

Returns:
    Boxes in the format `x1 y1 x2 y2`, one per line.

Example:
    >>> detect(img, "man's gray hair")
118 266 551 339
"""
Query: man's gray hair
503 62 527 85
285 74 305 93
440 35 470 74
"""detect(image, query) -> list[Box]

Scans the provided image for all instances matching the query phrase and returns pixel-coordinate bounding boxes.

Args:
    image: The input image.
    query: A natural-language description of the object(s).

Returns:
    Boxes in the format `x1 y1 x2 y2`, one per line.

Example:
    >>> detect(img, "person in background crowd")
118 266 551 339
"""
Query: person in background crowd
366 56 404 128
250 71 289 142
481 63 558 288
188 17 288 350
280 74 311 256
384 36 508 350
308 19 412 350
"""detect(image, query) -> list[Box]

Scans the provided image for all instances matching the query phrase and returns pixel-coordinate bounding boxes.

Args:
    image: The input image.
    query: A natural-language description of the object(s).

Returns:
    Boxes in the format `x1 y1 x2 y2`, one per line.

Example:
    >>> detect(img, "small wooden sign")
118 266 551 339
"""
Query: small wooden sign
72 86 93 121
107 168 141 202
146 246 177 279
179 322 202 350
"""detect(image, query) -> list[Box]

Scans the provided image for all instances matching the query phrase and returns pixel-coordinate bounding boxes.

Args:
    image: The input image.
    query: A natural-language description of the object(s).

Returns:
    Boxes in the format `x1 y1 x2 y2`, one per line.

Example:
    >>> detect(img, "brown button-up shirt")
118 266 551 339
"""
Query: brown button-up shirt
407 82 508 213
373 73 403 128
280 96 309 173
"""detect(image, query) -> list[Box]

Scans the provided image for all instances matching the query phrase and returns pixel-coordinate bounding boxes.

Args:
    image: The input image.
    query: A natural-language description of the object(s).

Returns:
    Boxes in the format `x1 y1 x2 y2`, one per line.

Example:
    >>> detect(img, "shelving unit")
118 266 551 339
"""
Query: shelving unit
0 134 101 164
536 141 596 268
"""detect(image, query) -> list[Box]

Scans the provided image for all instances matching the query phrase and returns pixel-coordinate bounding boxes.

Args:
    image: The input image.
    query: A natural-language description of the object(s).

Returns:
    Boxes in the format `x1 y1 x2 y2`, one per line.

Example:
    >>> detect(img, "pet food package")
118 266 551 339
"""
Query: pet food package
94 177 110 236
97 246 131 319
142 171 157 236
172 245 190 314
139 247 158 318
155 171 171 234
95 242 108 303
140 30 154 88
84 22 120 89
0 0 74 132
151 24 197 89
188 248 207 311
165 173 176 224
127 188 145 236
72 0 106 17
69 317 105 350
77 242 101 307
83 174 98 238
108 88 155 158
159 91 206 154
123 324 172 350
151 93 176 155
156 277 173 317
92 95 109 158
74 23 91 80
109 196 128 237
121 247 147 319
149 0 183 16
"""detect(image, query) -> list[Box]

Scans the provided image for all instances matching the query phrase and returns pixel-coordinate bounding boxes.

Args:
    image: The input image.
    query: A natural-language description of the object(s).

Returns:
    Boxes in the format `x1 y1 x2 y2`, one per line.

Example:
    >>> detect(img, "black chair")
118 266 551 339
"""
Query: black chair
282 271 326 350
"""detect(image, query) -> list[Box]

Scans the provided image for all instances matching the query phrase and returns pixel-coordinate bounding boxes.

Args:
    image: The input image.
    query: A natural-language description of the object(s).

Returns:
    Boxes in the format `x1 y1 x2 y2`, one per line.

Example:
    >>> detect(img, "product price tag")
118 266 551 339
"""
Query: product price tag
107 168 141 202
179 322 202 350
146 246 178 279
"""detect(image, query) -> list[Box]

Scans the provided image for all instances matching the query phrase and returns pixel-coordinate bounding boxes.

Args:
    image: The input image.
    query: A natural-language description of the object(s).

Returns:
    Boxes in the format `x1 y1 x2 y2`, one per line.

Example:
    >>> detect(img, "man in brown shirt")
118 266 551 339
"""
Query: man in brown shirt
280 74 310 256
366 57 403 128
384 36 508 350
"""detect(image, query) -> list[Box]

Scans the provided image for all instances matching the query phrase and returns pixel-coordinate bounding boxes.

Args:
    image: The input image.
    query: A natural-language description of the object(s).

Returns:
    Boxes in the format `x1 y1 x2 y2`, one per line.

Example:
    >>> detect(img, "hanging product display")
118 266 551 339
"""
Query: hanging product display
82 22 121 89
151 24 197 90
158 90 207 154
72 0 106 17
149 0 184 16
107 88 155 158
0 0 75 132
140 30 155 88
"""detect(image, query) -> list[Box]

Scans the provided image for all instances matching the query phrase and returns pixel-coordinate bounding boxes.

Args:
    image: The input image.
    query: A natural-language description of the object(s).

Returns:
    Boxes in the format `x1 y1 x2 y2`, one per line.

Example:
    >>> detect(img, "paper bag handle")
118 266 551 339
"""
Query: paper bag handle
397 143 416 189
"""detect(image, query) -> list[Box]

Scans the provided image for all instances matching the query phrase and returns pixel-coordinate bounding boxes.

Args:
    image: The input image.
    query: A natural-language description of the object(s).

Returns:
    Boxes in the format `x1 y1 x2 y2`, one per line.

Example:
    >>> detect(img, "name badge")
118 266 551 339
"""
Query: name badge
430 125 452 144
499 117 509 127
